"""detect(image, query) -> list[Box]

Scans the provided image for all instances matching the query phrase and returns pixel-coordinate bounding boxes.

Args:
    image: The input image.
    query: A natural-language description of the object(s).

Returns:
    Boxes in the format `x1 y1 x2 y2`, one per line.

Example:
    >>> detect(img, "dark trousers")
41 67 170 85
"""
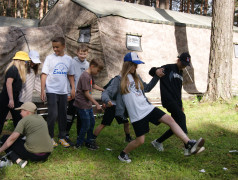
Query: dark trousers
157 103 188 143
0 93 21 135
66 99 81 136
46 93 67 139
76 108 95 145
1 135 50 162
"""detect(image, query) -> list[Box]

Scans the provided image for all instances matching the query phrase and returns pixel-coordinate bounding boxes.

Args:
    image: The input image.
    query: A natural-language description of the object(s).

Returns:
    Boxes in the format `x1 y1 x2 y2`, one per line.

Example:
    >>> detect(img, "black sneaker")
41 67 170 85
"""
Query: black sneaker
186 138 205 154
118 154 131 163
85 143 98 150
90 139 99 149
65 137 75 147
74 143 83 149
125 135 133 143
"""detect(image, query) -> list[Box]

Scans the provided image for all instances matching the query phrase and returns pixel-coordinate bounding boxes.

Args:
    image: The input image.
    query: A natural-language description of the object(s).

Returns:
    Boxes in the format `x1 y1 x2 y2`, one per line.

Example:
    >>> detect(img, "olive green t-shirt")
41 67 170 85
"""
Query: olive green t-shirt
14 114 53 153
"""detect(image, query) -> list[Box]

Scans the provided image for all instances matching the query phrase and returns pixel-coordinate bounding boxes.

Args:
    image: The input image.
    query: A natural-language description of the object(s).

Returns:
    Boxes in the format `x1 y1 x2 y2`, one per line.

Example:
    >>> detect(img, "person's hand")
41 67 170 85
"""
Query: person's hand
107 101 113 107
156 68 165 77
102 103 107 110
41 91 46 102
8 99 14 109
71 90 75 99
182 107 184 112
67 96 72 101
96 104 102 111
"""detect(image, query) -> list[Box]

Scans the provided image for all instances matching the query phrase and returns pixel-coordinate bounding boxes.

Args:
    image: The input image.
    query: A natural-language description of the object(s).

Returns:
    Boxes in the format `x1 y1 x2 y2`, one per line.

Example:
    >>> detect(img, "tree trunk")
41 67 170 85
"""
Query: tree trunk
39 0 44 19
180 0 184 12
187 0 190 13
191 0 194 14
23 0 26 18
204 0 208 15
203 0 234 101
169 0 172 10
14 0 17 17
24 0 29 18
45 0 48 15
156 0 159 8
200 0 203 15
159 0 166 9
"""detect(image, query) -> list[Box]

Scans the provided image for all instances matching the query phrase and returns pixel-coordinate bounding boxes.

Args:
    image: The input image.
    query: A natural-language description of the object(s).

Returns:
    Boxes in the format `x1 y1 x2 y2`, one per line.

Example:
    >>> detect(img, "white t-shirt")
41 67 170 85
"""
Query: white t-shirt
122 74 154 123
42 53 74 94
67 57 89 94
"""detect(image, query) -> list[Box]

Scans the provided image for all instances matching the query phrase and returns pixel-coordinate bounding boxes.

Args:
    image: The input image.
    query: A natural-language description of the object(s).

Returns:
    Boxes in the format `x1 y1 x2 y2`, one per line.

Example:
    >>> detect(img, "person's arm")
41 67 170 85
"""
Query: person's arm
84 90 102 110
6 78 14 108
68 75 75 99
92 84 104 92
0 132 20 153
41 73 47 102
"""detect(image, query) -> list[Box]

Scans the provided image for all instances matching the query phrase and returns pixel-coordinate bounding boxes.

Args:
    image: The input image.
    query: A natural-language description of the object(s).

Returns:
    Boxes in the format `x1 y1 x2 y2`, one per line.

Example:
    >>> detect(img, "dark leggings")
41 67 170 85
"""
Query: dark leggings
0 94 21 135
1 135 50 162
157 103 187 143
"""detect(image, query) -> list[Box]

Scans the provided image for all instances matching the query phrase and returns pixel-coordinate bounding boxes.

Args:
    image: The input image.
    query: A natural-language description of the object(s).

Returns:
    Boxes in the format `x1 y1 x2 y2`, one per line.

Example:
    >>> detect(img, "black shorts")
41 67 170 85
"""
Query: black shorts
132 107 165 137
101 106 129 126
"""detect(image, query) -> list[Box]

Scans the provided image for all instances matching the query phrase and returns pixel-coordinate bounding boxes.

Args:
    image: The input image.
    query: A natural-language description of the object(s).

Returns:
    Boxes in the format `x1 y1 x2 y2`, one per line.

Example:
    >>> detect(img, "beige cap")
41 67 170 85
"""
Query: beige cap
15 102 37 113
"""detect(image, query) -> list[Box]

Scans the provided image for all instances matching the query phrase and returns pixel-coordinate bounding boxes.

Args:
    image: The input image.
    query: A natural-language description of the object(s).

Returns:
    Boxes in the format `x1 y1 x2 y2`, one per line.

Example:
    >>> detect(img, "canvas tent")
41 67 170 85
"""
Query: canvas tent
39 0 238 99
0 16 64 90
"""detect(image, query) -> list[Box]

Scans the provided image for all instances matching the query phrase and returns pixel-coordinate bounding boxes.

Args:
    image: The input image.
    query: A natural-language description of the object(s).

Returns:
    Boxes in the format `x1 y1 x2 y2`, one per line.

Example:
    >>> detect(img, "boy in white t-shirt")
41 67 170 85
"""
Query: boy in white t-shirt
41 37 75 148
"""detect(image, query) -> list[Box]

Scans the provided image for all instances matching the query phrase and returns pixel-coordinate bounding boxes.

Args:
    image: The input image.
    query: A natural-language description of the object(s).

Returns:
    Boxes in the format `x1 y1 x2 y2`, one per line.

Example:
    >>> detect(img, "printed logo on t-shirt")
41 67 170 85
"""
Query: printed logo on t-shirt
53 63 68 76
128 81 142 96
90 79 92 94
169 71 183 81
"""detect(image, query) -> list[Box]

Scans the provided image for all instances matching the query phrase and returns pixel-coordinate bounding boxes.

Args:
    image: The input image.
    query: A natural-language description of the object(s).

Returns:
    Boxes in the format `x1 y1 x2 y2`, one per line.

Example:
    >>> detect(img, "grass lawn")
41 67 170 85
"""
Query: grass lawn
0 98 238 179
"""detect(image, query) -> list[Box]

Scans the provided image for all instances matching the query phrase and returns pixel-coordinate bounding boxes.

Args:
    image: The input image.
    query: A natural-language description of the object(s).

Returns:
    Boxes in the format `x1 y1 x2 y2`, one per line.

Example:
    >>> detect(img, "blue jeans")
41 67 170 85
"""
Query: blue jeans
76 108 95 145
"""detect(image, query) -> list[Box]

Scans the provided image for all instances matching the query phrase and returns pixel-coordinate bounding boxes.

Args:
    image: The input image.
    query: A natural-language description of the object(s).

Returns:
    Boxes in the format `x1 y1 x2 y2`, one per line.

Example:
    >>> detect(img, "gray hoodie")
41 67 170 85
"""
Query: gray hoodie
101 74 160 119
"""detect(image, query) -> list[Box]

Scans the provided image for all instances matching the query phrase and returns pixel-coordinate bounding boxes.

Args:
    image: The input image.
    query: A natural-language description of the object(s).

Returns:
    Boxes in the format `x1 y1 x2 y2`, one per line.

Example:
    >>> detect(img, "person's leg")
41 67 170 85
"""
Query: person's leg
156 103 187 143
10 97 22 128
118 135 145 163
57 94 70 147
93 124 106 137
76 109 90 147
66 99 76 136
93 106 114 138
58 94 68 139
0 104 10 135
76 112 81 136
46 93 58 138
85 108 97 150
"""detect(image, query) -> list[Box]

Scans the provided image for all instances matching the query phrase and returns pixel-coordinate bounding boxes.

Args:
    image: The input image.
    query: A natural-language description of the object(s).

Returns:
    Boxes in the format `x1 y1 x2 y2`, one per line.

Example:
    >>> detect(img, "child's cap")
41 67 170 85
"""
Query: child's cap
13 51 31 61
29 50 41 64
178 52 191 66
15 102 37 113
124 52 145 64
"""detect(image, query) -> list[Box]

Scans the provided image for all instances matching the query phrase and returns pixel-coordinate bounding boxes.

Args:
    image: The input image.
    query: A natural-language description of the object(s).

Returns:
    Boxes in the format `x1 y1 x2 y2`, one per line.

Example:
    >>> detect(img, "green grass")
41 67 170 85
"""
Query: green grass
1 98 238 180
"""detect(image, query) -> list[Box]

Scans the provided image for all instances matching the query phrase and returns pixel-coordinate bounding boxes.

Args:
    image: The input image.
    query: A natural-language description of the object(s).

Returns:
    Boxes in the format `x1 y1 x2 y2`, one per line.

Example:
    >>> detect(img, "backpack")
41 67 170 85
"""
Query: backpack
103 75 119 89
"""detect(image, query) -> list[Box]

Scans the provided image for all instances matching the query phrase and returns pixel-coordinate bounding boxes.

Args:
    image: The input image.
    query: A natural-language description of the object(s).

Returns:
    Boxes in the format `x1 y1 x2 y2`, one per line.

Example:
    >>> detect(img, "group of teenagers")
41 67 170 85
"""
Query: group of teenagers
0 36 205 168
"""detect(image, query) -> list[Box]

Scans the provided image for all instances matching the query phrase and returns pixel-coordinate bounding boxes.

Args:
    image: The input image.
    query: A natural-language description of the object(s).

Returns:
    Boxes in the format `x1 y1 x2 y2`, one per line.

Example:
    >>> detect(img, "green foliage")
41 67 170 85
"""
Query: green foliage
1 99 238 179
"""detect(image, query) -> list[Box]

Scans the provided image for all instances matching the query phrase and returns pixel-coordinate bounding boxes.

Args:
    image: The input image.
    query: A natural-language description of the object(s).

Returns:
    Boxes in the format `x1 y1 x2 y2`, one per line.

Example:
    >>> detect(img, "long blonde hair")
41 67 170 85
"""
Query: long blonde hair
120 61 144 94
5 60 27 83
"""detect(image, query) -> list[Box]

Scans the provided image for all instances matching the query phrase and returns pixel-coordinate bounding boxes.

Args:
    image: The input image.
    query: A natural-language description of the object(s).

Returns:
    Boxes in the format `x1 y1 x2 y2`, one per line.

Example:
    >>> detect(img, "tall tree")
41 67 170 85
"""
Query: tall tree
191 0 194 13
39 0 44 19
203 0 234 101
200 0 203 14
204 0 208 15
187 0 190 13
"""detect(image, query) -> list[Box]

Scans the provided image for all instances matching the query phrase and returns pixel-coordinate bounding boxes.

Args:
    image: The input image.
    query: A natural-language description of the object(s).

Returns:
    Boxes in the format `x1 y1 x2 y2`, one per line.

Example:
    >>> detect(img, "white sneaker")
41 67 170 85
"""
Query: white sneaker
52 138 58 147
0 159 13 168
184 148 191 156
151 140 164 152
118 154 131 163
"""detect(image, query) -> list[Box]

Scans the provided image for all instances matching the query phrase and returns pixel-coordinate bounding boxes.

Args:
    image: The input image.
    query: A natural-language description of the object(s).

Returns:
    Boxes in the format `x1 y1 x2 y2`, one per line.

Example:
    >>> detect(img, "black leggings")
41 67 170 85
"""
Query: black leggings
157 103 187 143
1 135 50 162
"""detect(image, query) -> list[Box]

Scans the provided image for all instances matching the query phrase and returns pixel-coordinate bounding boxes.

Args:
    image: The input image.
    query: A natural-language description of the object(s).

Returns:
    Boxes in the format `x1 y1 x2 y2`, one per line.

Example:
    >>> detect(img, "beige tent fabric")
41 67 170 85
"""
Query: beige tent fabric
0 25 64 90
